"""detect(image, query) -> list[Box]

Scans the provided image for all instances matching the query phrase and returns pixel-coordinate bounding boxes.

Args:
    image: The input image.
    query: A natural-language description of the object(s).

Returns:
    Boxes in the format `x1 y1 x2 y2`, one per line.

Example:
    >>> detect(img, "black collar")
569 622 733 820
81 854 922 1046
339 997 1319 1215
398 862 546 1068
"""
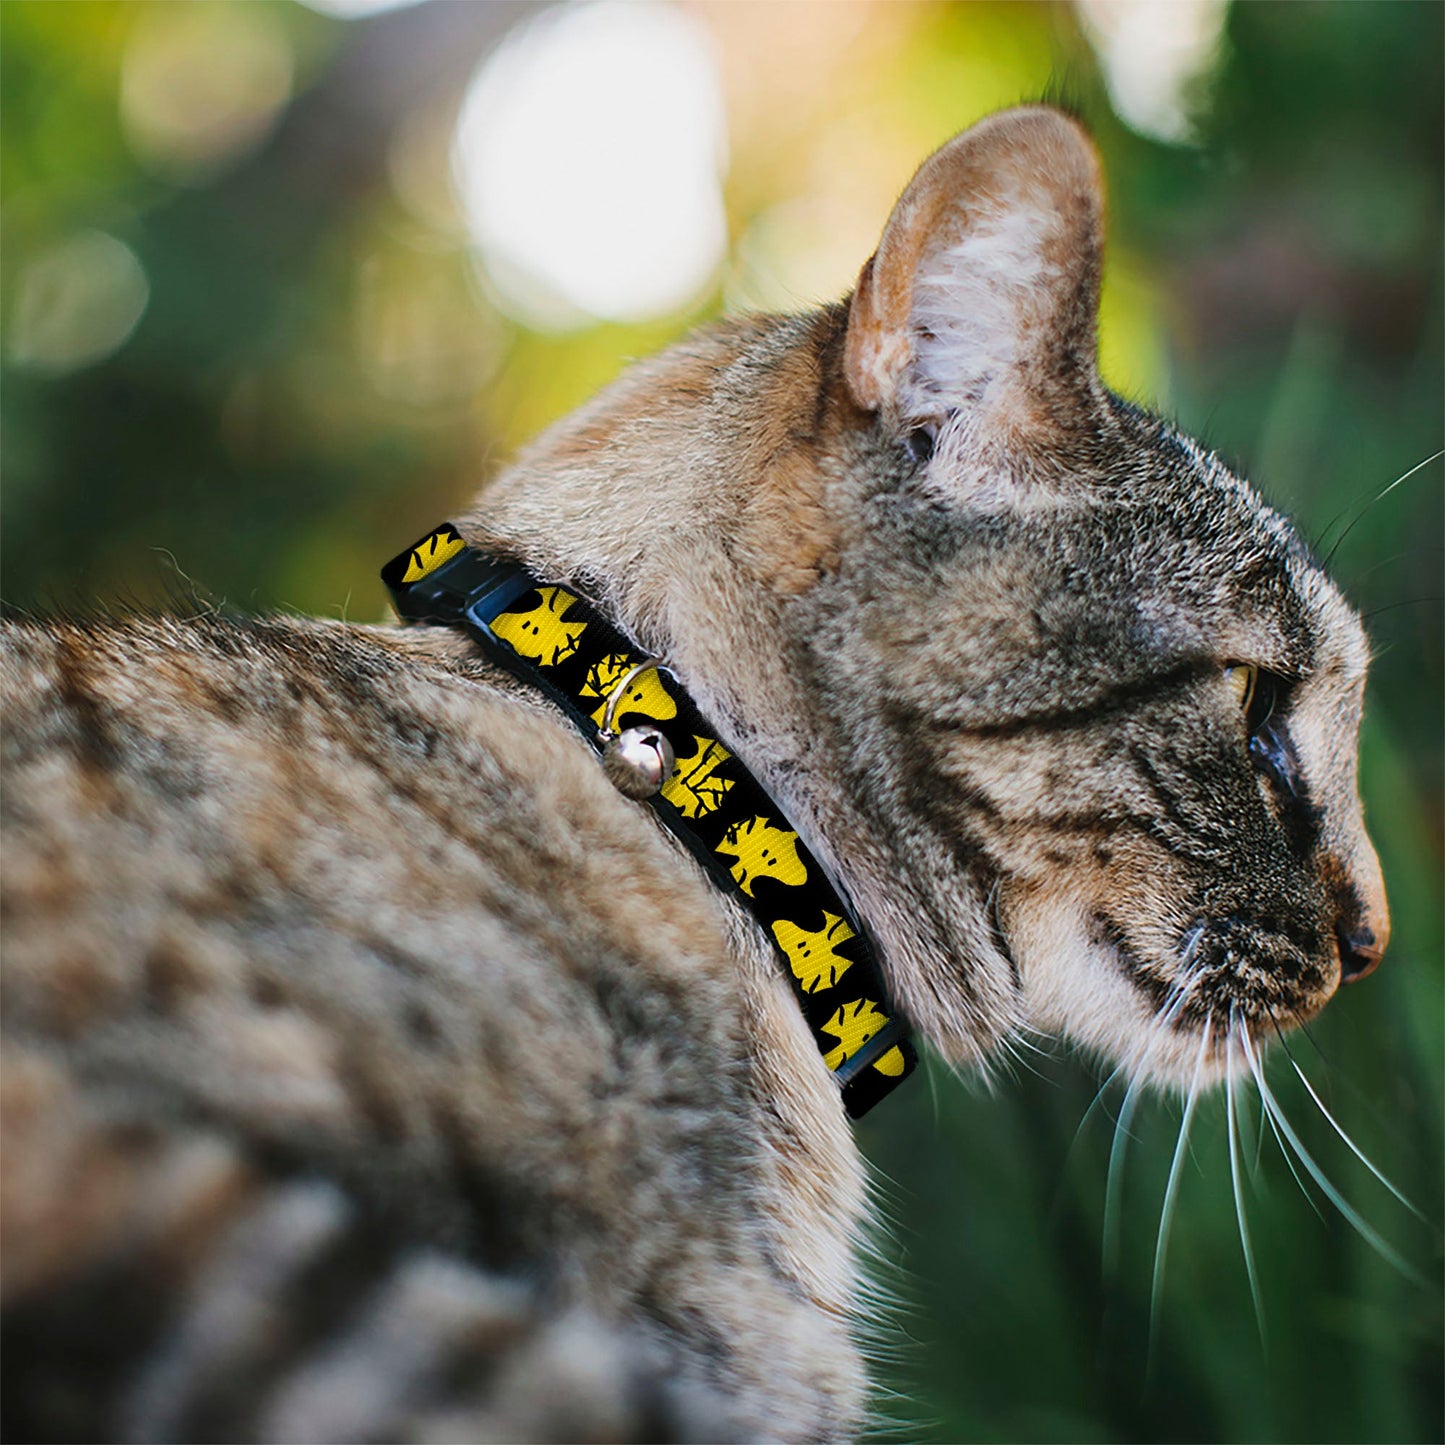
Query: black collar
383 524 916 1118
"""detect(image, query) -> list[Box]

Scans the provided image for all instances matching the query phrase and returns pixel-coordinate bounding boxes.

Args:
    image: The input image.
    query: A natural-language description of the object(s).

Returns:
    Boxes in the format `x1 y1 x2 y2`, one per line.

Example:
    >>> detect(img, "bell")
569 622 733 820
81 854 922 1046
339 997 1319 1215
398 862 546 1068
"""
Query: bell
602 726 676 799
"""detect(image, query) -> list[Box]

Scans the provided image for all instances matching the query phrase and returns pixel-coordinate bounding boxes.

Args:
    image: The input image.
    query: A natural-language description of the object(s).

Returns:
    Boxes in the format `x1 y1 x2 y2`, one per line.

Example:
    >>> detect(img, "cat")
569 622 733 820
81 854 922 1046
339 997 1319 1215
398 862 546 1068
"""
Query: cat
0 106 1388 1443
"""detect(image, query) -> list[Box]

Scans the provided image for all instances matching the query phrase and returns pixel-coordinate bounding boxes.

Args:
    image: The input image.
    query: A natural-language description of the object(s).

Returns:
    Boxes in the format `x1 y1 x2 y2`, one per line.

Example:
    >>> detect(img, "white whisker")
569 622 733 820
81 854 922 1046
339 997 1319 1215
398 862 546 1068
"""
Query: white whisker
1230 1068 1263 1183
995 1033 1052 1084
1257 1087 1326 1222
1102 1076 1142 1282
1321 448 1444 566
1242 1030 1323 1217
1007 1030 1051 1058
1283 1053 1426 1223
1072 1061 1125 1154
1227 1018 1266 1348
1240 1032 1424 1287
1149 1021 1210 1353
1251 1084 1267 1177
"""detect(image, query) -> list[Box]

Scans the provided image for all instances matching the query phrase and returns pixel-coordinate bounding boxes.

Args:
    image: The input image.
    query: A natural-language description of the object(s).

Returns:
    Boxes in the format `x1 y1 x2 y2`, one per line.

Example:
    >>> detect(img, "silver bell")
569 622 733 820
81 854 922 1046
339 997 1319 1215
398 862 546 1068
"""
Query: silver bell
602 726 676 799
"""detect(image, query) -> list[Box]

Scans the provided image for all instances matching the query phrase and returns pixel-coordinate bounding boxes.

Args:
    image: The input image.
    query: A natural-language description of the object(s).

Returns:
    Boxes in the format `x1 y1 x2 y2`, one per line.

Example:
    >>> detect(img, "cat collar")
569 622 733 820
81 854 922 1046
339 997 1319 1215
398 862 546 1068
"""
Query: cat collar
383 524 918 1119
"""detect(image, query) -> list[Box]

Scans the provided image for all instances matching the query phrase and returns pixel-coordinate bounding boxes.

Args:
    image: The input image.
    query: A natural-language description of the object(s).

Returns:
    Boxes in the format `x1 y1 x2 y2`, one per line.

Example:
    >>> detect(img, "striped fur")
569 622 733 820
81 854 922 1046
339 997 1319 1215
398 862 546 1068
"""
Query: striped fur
1 108 1384 1440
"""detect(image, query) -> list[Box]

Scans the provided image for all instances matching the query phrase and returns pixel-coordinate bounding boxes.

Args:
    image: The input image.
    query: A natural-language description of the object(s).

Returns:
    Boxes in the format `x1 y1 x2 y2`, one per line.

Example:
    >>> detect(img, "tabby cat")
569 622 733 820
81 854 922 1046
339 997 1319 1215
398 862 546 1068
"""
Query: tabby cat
0 107 1387 1442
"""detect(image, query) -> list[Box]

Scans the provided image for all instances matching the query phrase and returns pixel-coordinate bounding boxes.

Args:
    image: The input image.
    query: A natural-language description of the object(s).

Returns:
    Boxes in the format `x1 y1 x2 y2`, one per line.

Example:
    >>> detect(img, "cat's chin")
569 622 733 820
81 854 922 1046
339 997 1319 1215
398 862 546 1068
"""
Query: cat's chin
1003 893 1331 1093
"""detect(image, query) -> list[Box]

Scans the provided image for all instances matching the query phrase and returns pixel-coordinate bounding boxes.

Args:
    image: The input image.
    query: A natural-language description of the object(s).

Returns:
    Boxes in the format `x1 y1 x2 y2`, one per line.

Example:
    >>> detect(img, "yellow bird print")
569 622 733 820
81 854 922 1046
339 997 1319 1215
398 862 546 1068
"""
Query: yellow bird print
770 912 855 994
491 588 586 667
581 654 677 727
820 998 889 1071
660 736 734 819
400 527 464 583
715 816 806 896
871 1046 907 1077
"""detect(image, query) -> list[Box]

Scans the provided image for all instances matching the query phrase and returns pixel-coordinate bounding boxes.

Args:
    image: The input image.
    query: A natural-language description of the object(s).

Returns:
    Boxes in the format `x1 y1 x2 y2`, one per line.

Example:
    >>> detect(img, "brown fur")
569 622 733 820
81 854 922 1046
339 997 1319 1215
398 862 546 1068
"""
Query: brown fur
1 109 1385 1441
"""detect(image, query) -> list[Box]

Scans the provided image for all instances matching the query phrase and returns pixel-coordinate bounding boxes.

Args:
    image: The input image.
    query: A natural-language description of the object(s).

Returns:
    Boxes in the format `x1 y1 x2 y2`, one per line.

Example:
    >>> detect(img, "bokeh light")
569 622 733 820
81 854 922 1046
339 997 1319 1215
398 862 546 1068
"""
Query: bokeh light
452 0 728 329
1077 0 1230 143
298 0 430 17
120 3 294 179
8 230 149 374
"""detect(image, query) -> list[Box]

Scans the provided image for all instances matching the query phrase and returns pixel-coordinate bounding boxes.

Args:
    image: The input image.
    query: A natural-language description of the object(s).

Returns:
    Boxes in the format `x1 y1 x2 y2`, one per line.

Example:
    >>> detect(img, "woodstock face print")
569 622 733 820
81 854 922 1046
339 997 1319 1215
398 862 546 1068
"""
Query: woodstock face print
660 736 735 819
771 913 857 995
490 586 587 666
715 815 807 896
822 998 902 1073
399 527 466 583
581 653 679 727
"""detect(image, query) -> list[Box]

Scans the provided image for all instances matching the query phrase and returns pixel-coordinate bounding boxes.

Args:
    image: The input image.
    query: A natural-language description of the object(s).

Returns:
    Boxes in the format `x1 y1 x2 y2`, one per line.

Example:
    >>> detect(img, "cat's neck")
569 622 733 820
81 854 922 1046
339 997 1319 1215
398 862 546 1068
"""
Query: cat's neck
461 311 835 783
454 308 1014 1066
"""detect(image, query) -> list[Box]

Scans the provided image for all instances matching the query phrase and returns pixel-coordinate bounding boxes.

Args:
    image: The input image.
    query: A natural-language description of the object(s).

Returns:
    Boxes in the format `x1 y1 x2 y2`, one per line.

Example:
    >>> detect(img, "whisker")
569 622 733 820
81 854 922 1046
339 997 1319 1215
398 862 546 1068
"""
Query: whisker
1085 1063 1126 1131
1361 596 1445 622
1241 1033 1425 1286
1251 1085 1267 1177
1004 1029 1052 1059
995 1033 1053 1085
1344 545 1445 595
1272 1033 1426 1223
1066 1061 1125 1175
1321 449 1444 569
1281 999 1436 1151
1230 1030 1312 1210
1102 1076 1142 1282
1103 968 1204 1281
924 1050 942 1127
1223 1035 1264 1182
1256 1081 1326 1222
1149 1023 1210 1358
1152 968 1204 1038
1227 1018 1267 1348
1295 1017 1330 1070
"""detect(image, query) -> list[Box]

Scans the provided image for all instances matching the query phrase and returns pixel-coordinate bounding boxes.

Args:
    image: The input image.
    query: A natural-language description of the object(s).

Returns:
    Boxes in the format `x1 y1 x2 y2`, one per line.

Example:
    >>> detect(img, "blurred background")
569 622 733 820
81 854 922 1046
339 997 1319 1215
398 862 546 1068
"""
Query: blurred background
2 1 1439 1439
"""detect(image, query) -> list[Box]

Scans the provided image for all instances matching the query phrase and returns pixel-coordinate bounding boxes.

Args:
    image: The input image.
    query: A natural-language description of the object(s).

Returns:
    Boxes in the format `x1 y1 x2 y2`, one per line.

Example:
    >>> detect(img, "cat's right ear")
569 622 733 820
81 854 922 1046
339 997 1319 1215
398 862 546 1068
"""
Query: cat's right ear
844 107 1105 449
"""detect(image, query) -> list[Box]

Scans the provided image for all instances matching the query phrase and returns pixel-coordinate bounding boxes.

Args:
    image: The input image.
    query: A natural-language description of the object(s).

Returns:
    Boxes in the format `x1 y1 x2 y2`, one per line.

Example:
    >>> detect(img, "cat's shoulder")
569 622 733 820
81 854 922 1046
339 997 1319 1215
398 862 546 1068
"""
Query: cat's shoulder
0 604 864 1439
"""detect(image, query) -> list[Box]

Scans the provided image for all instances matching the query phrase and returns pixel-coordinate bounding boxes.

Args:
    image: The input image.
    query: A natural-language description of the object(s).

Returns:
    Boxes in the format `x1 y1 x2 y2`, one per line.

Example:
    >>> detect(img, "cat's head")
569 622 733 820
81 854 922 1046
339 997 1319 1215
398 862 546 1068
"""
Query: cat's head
799 107 1388 1088
478 107 1388 1095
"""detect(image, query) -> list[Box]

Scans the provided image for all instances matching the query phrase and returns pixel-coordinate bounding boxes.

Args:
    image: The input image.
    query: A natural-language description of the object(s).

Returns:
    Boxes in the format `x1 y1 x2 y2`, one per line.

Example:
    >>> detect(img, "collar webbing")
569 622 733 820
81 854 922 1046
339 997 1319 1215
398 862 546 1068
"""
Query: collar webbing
383 524 917 1119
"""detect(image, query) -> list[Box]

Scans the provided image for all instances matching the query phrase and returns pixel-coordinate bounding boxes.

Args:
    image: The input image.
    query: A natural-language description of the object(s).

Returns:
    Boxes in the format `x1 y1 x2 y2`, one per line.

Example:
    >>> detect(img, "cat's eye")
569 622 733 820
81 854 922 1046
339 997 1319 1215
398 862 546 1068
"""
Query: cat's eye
904 424 936 465
1224 663 1277 734
1225 663 1256 713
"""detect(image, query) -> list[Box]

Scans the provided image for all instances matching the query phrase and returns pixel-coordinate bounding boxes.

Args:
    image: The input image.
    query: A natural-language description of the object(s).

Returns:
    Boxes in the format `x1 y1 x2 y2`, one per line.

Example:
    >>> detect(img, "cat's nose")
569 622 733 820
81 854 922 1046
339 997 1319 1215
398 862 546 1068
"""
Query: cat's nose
1335 836 1389 984
1336 922 1384 983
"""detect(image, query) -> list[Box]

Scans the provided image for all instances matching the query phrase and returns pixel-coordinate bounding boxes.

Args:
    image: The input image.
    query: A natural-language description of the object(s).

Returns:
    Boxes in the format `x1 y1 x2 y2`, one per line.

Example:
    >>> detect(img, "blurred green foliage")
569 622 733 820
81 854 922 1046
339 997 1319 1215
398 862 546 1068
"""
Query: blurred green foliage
2 2 1439 1442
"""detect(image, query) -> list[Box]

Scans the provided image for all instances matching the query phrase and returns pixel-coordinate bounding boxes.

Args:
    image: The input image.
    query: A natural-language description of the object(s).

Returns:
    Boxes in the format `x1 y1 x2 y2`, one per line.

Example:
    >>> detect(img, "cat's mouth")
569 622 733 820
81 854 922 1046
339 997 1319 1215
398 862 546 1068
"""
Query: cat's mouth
1006 889 1344 1091
1094 910 1338 1043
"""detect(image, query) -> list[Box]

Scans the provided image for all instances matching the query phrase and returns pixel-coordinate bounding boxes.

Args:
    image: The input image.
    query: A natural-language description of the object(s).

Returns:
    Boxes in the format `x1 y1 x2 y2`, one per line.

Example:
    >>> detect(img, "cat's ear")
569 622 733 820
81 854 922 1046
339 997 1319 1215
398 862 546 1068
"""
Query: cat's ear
844 107 1104 443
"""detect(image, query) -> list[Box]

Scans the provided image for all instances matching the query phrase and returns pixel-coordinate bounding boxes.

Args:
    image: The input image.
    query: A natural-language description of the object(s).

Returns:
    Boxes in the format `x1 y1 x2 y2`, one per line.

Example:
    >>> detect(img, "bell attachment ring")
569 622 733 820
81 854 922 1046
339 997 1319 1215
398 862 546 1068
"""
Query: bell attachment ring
597 657 676 799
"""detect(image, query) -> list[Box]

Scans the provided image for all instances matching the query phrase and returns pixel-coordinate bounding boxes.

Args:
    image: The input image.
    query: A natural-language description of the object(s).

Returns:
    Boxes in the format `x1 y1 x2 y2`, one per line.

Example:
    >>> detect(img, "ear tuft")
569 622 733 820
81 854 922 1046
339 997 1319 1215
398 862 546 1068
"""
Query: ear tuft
844 107 1105 439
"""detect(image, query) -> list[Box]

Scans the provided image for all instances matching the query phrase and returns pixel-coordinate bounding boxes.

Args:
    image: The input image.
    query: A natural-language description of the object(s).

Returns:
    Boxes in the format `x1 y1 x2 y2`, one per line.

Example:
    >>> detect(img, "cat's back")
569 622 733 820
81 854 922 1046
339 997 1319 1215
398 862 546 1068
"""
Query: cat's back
2 609 738 1072
1 611 856 1442
5 609 720 966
